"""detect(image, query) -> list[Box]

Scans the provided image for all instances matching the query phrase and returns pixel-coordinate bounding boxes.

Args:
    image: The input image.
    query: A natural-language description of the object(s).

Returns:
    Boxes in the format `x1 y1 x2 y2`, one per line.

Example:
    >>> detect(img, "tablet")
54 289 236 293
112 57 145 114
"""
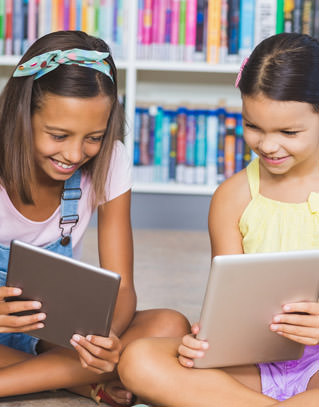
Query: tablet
194 250 319 369
6 240 121 350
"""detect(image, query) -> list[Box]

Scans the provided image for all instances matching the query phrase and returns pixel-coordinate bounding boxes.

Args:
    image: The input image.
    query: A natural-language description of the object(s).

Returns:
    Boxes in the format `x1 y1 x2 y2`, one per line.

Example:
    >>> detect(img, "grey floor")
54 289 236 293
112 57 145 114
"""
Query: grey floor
0 228 211 406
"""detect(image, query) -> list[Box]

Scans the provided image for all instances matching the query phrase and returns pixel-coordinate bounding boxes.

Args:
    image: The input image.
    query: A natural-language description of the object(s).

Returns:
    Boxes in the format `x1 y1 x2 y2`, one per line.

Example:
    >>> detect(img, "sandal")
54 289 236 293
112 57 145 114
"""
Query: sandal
91 383 137 406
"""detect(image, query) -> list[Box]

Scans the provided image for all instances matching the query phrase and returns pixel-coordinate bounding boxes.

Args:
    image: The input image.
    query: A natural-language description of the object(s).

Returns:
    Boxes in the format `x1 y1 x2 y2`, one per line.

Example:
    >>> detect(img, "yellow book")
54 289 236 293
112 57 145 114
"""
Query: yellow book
82 0 89 32
206 0 221 64
51 0 59 32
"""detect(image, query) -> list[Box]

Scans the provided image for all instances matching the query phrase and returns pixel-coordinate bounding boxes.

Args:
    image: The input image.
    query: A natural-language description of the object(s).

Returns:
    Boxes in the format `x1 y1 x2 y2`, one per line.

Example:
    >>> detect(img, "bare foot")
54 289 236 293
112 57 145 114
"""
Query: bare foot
103 379 134 405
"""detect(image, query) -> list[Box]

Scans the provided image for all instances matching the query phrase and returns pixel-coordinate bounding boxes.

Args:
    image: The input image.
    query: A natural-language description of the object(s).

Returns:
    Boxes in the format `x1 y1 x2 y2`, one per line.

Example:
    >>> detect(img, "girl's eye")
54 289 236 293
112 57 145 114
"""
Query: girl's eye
50 134 67 141
245 123 257 129
88 136 104 143
281 130 297 136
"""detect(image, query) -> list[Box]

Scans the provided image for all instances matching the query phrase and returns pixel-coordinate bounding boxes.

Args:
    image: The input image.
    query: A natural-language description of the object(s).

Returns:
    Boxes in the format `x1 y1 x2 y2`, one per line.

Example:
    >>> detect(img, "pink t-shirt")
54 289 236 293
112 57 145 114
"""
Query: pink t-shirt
0 141 132 259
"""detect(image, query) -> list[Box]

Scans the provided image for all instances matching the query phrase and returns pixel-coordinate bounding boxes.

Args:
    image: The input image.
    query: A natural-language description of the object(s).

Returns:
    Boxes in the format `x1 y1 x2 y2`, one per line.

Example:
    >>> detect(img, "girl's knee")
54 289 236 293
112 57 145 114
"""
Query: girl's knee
146 308 191 337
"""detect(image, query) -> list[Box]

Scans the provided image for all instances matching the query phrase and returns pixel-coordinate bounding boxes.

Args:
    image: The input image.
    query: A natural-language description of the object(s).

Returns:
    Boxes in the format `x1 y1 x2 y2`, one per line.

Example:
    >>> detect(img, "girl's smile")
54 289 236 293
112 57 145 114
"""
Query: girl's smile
32 93 112 184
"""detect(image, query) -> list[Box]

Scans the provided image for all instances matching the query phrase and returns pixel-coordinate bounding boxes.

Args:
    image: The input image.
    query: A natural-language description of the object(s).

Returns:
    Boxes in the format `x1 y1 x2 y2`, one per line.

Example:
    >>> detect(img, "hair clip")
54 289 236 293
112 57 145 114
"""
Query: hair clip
235 57 249 88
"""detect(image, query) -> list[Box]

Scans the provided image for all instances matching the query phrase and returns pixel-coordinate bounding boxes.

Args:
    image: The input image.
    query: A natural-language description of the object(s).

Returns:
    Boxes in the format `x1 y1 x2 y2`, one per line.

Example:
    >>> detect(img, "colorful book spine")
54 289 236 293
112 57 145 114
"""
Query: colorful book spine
51 0 59 31
157 0 167 59
161 109 172 182
176 107 187 183
239 0 255 57
185 0 197 62
57 0 64 31
194 0 205 61
276 0 284 33
134 108 142 166
185 109 196 184
224 114 236 178
254 0 277 47
283 0 294 32
81 0 89 32
217 107 226 183
178 0 186 60
151 0 160 59
293 0 302 33
143 0 153 59
206 0 221 64
227 0 240 58
219 0 228 63
87 0 95 35
140 108 150 166
0 0 5 54
154 106 163 182
22 0 29 53
63 0 70 30
243 140 252 168
164 0 172 60
206 109 218 186
302 0 314 35
137 0 144 58
170 0 180 60
75 0 82 30
13 0 23 55
69 0 76 30
148 105 157 165
5 0 13 55
235 113 244 173
195 110 207 184
169 114 178 181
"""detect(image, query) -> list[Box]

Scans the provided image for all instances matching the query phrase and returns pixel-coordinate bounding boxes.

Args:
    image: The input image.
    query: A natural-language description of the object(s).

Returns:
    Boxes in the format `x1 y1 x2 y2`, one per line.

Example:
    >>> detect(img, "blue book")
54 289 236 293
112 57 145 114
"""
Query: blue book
239 0 255 57
134 108 142 166
154 106 163 182
195 110 207 185
161 109 172 182
217 108 226 184
148 105 157 165
185 109 196 184
206 109 218 186
76 0 82 30
13 0 23 55
227 0 240 56
235 113 244 173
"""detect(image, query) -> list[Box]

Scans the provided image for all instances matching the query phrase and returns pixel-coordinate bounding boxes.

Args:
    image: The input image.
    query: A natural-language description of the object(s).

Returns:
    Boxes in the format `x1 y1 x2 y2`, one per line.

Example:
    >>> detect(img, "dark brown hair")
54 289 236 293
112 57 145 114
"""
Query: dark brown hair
238 33 319 112
0 30 124 207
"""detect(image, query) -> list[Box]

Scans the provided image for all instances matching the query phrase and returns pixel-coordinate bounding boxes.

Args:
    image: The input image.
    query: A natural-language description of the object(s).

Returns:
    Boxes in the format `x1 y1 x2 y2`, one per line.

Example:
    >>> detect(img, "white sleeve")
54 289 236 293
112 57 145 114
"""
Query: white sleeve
105 140 132 202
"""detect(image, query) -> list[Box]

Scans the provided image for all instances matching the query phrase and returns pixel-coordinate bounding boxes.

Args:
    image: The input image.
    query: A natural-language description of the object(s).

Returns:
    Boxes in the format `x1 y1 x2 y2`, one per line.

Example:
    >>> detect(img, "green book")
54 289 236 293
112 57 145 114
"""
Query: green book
0 0 5 55
276 0 285 33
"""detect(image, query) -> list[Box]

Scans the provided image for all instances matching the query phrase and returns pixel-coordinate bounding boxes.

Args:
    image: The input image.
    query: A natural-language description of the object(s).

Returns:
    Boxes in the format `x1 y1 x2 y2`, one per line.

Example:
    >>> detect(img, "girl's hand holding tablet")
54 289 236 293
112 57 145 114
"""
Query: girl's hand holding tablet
70 329 122 374
271 302 319 346
177 322 209 368
0 286 46 333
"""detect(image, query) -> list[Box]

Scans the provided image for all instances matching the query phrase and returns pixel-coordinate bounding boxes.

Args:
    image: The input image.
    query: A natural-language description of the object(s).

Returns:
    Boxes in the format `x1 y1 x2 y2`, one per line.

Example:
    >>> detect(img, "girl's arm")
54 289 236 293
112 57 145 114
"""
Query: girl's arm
179 171 250 367
71 189 135 373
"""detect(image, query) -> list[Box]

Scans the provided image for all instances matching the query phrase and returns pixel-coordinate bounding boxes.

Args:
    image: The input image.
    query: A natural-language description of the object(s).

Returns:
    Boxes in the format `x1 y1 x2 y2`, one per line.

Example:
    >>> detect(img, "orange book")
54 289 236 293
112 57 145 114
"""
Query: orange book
224 115 236 179
206 0 221 64
51 0 59 31
57 0 64 30
69 0 76 30
81 0 89 32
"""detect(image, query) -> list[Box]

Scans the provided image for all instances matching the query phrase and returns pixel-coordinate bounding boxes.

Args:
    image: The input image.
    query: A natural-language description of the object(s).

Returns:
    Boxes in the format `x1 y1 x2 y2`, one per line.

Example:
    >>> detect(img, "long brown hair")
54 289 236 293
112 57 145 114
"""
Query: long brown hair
0 30 124 207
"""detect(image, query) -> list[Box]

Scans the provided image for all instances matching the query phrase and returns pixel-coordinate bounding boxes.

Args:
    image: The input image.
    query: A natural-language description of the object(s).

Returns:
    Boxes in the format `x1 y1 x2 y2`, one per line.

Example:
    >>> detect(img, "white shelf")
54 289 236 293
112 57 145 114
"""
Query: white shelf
135 60 239 73
132 182 217 196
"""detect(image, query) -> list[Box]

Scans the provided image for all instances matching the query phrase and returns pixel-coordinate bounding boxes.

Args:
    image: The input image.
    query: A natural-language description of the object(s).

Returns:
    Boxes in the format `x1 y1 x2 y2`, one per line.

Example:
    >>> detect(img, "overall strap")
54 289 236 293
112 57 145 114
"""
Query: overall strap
246 158 260 199
59 169 82 246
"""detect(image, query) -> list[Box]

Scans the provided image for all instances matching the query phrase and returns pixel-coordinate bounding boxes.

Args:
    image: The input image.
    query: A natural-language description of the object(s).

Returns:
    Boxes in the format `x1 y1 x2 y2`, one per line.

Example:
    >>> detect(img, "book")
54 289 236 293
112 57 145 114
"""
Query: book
185 109 196 184
302 0 314 35
224 114 236 178
276 0 284 33
164 0 172 60
314 0 319 39
134 107 142 166
143 0 153 59
206 109 218 186
217 107 226 183
227 0 240 59
0 0 5 54
293 0 302 33
161 109 172 182
178 0 186 60
219 0 228 63
195 110 207 184
75 0 82 30
63 0 70 30
13 0 24 55
194 0 205 61
185 0 197 62
254 0 277 47
239 0 255 57
69 0 76 30
154 106 163 182
235 113 244 173
170 0 180 60
176 107 187 183
5 0 13 55
206 0 221 63
169 114 178 181
283 0 294 32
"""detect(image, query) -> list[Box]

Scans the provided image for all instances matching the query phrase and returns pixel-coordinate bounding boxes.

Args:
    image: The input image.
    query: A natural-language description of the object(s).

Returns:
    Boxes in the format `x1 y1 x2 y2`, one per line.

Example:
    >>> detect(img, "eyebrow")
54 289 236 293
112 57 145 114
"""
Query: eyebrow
44 125 106 136
241 115 304 131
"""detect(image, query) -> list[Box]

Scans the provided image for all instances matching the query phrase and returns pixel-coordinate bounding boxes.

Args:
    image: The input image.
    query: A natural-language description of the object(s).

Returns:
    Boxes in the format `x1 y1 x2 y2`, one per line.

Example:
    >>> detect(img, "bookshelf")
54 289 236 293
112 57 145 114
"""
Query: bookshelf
0 1 242 197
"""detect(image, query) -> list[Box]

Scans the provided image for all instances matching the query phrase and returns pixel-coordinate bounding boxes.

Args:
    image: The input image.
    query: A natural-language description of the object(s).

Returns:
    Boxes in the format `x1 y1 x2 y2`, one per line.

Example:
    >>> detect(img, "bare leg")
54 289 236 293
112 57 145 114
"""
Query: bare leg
0 309 189 401
119 337 277 407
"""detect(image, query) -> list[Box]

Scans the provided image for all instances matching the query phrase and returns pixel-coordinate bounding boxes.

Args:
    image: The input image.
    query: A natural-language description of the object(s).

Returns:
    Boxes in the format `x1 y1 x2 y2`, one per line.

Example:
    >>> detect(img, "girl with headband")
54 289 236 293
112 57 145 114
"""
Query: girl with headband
121 33 319 407
0 30 189 406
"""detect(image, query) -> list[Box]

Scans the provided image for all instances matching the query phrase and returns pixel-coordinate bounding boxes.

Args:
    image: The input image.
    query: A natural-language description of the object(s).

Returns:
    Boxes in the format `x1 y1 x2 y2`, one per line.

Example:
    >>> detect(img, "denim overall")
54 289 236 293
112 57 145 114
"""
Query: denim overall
0 170 82 354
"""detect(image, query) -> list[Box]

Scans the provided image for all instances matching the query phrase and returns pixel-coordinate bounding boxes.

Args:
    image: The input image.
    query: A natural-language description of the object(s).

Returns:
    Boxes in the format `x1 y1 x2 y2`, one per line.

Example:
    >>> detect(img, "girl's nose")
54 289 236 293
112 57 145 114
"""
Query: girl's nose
63 143 83 164
258 134 280 155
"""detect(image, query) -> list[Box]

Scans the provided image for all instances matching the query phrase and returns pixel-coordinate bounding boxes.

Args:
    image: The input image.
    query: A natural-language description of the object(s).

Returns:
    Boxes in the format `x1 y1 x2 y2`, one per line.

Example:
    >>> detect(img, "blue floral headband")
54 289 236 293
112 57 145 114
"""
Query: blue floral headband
13 48 114 82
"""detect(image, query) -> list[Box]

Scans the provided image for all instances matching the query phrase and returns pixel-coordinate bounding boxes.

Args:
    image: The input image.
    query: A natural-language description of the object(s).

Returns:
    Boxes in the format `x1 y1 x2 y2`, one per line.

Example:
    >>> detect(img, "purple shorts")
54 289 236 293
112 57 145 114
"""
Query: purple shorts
258 345 319 401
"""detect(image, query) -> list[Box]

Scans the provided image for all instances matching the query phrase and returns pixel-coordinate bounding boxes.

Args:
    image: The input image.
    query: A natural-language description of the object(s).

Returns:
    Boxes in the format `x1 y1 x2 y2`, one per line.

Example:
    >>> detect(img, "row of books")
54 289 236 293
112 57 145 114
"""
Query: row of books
137 0 319 64
0 0 126 58
133 104 254 186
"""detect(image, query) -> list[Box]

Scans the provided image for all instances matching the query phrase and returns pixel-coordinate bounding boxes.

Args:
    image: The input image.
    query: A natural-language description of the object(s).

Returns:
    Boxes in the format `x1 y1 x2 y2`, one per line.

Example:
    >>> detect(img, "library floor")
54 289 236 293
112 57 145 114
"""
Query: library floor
0 228 211 406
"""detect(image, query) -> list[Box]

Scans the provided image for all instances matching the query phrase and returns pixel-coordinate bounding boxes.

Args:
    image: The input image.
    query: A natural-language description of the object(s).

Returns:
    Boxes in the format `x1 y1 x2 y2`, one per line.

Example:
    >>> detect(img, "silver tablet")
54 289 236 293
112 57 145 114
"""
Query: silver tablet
6 240 121 349
194 250 319 369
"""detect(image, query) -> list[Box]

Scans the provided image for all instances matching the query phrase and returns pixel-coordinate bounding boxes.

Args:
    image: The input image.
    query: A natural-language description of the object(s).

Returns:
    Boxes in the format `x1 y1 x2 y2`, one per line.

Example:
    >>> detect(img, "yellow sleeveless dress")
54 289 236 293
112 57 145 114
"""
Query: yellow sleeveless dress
238 158 319 401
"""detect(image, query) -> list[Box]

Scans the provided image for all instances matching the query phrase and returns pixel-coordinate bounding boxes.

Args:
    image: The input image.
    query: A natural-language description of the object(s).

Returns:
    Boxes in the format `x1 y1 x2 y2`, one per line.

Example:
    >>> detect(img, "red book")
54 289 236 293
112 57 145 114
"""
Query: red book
5 0 13 55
